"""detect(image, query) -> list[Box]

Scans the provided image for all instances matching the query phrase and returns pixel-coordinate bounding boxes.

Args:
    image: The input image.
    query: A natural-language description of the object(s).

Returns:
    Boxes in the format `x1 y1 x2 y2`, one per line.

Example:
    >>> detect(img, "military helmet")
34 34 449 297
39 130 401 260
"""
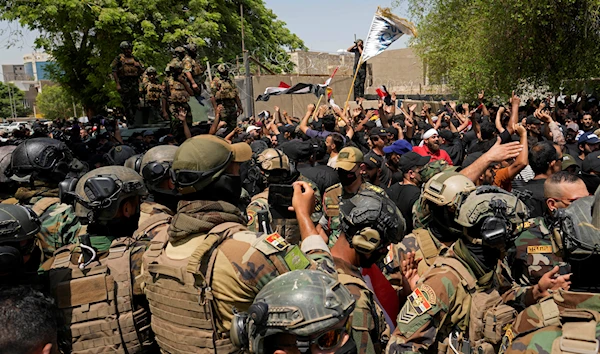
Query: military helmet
184 43 197 52
423 171 476 207
120 41 132 50
170 61 183 72
140 145 178 193
0 204 40 274
556 191 600 258
454 186 529 247
0 145 16 183
256 148 290 171
230 270 355 354
172 136 234 194
71 166 147 222
340 190 406 253
105 144 137 166
124 154 143 173
217 63 228 73
10 137 87 184
146 66 157 74
174 46 186 54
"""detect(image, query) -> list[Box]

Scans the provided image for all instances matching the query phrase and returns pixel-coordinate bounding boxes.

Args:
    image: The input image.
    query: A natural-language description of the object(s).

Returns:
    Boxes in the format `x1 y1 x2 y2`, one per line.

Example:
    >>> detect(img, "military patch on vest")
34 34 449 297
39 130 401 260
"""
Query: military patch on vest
527 245 553 254
265 232 288 251
247 209 256 227
398 301 418 324
284 246 310 270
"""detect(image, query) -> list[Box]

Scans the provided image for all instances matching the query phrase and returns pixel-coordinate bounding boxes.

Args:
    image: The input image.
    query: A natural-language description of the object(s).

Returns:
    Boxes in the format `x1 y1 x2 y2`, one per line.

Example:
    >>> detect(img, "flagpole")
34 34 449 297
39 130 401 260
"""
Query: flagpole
312 66 340 120
344 57 363 111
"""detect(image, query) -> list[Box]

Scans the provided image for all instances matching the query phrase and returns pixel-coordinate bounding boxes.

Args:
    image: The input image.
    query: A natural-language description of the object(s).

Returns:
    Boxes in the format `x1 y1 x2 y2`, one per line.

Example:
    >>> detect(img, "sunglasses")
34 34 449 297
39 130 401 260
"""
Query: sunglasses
298 319 350 350
175 151 233 187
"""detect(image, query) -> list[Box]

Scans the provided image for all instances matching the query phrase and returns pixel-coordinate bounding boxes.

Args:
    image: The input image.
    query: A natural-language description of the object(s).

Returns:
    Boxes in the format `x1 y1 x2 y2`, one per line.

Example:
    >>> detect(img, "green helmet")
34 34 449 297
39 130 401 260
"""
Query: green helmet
140 145 178 193
339 190 405 253
419 159 458 183
72 166 147 223
146 66 157 74
454 186 529 247
119 41 131 50
172 136 234 194
230 270 355 354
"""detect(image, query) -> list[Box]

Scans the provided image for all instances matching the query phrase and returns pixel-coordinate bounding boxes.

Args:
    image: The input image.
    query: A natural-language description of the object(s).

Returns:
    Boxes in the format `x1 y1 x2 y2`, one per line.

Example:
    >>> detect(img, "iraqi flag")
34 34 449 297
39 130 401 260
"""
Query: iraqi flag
256 77 333 102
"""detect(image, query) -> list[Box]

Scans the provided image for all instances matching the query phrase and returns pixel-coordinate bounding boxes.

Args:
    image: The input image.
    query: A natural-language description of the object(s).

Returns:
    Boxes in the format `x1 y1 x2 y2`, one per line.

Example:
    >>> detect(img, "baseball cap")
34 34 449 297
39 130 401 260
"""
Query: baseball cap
567 123 580 131
562 154 579 171
194 134 251 162
363 152 384 169
438 130 454 142
399 152 430 173
143 130 155 137
583 151 600 173
578 132 600 145
335 147 363 171
526 115 542 125
383 139 413 155
246 125 261 133
369 127 388 137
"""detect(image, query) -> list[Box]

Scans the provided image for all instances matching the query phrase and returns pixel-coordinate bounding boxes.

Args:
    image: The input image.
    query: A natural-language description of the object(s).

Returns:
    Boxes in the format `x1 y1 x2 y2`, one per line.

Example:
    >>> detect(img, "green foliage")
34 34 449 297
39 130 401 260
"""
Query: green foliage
36 84 82 120
0 0 305 113
0 82 32 119
394 0 600 99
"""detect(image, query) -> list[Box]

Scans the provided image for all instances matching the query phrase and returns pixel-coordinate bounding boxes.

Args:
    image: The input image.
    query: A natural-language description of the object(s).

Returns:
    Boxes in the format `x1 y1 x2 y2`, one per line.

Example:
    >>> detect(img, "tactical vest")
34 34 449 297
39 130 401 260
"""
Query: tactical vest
145 82 163 102
430 257 517 354
248 191 301 245
49 238 152 354
142 222 248 354
323 184 342 218
215 79 237 100
120 54 140 77
167 77 189 103
413 229 446 276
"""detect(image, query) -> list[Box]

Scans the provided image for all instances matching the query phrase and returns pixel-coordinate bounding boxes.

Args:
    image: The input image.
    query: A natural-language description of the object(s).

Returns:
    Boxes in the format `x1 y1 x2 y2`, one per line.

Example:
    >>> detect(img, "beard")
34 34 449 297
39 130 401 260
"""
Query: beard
426 140 440 152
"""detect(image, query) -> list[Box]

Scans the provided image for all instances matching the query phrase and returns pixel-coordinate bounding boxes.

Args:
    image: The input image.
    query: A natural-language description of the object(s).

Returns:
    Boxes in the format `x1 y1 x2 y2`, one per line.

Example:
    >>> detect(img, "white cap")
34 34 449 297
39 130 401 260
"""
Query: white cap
246 125 260 133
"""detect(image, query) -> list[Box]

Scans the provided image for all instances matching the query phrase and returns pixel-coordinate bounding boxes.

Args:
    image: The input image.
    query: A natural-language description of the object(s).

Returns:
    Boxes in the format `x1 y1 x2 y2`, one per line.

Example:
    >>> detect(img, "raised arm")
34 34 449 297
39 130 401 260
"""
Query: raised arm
299 104 315 134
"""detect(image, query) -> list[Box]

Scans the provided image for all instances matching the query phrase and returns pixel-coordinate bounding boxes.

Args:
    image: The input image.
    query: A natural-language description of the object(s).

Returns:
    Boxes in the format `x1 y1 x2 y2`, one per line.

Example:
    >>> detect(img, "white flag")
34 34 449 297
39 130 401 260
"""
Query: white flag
361 7 417 63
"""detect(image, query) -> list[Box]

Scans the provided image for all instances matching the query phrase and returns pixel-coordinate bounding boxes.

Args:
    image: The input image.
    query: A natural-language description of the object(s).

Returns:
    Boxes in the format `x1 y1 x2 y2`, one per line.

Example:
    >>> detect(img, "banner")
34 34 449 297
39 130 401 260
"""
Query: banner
362 7 417 63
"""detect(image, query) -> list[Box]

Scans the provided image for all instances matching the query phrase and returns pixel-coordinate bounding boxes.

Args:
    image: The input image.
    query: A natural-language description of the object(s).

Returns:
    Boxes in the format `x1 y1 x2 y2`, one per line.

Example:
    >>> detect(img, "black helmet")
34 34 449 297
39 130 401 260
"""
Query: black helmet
10 137 87 184
0 204 41 274
105 145 137 166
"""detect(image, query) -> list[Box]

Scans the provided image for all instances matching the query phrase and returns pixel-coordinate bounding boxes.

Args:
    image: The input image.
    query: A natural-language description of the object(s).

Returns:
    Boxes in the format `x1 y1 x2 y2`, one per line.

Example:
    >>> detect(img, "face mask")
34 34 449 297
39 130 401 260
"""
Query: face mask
104 213 141 238
338 169 358 186
213 174 242 205
334 336 358 354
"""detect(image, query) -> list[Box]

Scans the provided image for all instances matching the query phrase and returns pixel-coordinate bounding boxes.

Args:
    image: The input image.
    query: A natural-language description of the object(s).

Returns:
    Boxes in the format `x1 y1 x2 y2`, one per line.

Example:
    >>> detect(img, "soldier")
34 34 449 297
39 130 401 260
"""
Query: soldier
231 270 356 354
210 64 243 129
105 144 137 166
387 186 568 354
320 147 387 248
246 148 323 244
141 135 336 354
165 45 186 73
0 204 42 286
183 43 205 105
50 166 154 353
111 41 144 123
7 138 87 264
138 145 178 222
139 66 165 124
331 190 406 354
162 61 194 136
508 171 588 286
502 191 600 354
124 153 143 173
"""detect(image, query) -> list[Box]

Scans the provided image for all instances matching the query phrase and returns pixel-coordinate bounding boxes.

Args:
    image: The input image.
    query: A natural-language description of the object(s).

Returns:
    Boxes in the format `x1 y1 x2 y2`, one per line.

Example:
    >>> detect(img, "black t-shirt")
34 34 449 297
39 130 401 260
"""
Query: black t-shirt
513 178 546 218
297 163 339 195
386 183 421 233
350 47 366 71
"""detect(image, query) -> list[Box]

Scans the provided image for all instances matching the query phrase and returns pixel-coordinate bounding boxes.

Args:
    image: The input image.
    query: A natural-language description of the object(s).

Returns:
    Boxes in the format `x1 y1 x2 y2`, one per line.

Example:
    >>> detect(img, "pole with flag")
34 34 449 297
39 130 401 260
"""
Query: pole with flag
344 7 417 109
311 66 339 119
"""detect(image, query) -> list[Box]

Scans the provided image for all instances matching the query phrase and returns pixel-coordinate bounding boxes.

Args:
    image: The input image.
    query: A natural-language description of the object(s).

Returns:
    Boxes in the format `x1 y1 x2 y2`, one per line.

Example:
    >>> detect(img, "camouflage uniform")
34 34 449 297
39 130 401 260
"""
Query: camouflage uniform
335 257 390 354
321 182 387 247
508 216 570 286
111 53 144 121
182 53 204 102
210 76 239 128
139 74 164 123
246 175 323 244
503 290 600 354
163 74 192 134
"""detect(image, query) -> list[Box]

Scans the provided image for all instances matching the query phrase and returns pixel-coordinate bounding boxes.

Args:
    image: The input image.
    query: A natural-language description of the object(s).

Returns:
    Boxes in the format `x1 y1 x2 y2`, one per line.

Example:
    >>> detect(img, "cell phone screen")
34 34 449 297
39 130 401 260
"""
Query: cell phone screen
268 184 294 209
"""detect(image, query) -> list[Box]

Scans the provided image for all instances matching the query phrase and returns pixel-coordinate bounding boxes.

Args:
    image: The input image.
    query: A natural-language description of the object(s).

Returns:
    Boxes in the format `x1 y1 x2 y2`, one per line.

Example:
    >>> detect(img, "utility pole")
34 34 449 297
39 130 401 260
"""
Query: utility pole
241 3 254 118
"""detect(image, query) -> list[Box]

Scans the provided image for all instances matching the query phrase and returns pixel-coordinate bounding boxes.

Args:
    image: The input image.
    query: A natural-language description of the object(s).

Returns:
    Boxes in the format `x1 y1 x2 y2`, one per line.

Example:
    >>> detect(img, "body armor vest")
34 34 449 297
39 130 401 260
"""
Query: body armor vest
215 79 237 100
167 77 189 103
49 237 152 354
120 54 141 77
145 82 163 102
142 222 247 354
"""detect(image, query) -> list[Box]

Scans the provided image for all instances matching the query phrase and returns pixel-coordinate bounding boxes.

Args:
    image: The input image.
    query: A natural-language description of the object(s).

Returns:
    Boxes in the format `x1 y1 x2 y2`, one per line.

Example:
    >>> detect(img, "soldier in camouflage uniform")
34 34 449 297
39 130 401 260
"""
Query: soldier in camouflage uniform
210 64 243 130
246 148 322 244
50 165 155 353
231 270 356 354
111 41 144 123
0 204 42 287
7 138 87 267
502 192 600 354
162 61 194 136
182 43 205 105
508 172 588 286
387 186 570 354
330 190 405 354
139 66 165 124
321 147 388 248
140 135 337 354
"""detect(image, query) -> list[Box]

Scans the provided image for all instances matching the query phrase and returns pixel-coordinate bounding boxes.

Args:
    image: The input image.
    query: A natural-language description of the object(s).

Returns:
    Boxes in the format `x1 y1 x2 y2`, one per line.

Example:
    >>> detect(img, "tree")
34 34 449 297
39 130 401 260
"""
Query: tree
0 82 32 119
394 0 600 99
0 0 305 115
36 84 82 120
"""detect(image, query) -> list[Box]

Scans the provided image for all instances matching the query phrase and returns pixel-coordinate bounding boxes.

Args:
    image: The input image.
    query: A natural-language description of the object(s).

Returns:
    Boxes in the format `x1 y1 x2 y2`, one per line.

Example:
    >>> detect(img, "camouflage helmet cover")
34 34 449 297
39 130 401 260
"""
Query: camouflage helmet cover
239 270 355 354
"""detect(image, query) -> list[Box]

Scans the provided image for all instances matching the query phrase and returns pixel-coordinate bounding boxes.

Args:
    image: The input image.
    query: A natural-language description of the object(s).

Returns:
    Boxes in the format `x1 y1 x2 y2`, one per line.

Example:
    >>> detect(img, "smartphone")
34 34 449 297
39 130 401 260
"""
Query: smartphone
268 184 294 209
397 99 403 108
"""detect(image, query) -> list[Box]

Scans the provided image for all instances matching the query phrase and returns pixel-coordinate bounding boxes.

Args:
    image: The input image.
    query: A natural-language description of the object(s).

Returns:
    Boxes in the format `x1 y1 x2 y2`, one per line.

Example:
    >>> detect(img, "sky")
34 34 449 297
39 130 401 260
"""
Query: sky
0 0 411 68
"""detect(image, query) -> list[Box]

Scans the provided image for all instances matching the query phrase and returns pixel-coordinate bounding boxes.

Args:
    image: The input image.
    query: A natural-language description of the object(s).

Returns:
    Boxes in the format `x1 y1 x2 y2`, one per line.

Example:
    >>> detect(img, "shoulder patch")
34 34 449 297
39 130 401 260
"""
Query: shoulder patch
247 209 256 227
408 286 434 315
284 246 310 270
264 232 288 251
398 300 418 324
527 245 553 254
